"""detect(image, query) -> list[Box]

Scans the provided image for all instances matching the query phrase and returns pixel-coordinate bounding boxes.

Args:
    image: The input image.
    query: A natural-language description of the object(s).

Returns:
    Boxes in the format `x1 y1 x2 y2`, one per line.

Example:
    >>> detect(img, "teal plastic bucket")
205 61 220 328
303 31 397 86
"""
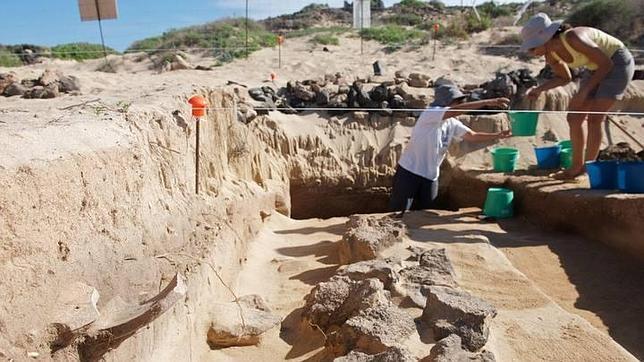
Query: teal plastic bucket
508 111 539 136
560 148 573 169
558 140 572 150
491 147 519 172
483 188 514 219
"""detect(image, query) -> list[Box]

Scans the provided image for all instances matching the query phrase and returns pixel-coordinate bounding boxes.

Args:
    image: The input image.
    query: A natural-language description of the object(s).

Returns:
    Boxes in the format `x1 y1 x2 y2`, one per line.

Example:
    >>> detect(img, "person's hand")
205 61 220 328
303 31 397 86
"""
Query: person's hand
487 97 510 109
497 129 512 139
525 86 542 101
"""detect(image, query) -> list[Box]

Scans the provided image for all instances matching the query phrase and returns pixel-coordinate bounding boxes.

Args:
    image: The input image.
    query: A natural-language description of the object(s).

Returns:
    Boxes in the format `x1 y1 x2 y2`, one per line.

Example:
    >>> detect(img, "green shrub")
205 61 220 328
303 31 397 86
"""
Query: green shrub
311 34 339 46
286 26 349 39
465 12 492 33
567 0 639 43
478 1 512 18
50 43 117 61
385 13 424 26
0 49 22 67
127 18 277 64
399 0 427 8
360 25 425 44
428 0 446 11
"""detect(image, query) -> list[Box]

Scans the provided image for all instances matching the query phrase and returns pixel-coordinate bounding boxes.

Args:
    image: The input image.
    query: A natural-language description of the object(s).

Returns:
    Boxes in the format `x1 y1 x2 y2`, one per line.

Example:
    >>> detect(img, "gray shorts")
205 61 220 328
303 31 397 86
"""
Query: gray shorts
582 47 635 100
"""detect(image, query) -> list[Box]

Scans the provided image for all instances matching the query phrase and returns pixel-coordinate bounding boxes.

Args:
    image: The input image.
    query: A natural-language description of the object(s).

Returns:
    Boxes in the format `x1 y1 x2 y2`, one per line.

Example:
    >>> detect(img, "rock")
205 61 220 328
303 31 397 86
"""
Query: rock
38 69 62 87
394 70 407 79
407 95 430 109
409 73 430 81
338 84 351 94
303 276 390 331
337 259 401 290
398 249 458 307
389 95 406 109
334 347 416 361
409 78 430 88
328 303 416 357
58 75 81 93
317 89 331 105
293 83 315 101
0 73 17 94
24 85 59 99
425 334 496 362
206 294 281 348
422 286 497 351
3 82 28 97
170 54 192 70
337 215 406 264
369 85 389 103
248 88 267 102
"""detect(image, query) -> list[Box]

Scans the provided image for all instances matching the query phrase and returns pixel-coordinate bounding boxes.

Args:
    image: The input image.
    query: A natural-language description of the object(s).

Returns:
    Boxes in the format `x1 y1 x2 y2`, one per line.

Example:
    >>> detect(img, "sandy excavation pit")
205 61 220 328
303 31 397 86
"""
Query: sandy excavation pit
1 32 643 361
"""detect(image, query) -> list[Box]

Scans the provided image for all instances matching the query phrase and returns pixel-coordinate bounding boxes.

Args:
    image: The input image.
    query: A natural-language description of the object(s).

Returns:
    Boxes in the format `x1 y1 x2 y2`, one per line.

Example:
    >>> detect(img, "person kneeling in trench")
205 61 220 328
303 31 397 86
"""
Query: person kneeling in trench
389 84 511 215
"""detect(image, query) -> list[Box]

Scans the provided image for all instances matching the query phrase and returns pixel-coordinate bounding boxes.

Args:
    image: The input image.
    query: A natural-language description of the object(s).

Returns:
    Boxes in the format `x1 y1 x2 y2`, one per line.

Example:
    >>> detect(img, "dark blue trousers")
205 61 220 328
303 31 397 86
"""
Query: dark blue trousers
389 165 439 212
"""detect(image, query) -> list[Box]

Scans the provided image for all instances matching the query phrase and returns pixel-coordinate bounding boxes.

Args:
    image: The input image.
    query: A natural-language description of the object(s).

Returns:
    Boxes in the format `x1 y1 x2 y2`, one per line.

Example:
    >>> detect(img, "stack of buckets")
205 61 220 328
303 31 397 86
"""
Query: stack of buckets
483 111 540 218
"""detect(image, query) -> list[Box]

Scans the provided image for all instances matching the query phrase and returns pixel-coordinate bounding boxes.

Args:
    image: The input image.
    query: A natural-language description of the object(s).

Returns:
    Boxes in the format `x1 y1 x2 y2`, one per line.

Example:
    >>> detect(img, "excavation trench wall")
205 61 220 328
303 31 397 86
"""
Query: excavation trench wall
0 89 290 360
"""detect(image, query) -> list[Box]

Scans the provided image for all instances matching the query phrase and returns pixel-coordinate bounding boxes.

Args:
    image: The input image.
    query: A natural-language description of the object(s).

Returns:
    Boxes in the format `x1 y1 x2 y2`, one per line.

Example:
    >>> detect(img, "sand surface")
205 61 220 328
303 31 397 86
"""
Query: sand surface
208 210 640 361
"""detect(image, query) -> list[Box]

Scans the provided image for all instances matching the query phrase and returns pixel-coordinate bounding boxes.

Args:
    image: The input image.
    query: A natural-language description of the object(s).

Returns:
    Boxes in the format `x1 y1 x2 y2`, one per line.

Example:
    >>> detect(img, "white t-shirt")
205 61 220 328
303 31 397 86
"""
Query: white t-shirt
398 107 472 181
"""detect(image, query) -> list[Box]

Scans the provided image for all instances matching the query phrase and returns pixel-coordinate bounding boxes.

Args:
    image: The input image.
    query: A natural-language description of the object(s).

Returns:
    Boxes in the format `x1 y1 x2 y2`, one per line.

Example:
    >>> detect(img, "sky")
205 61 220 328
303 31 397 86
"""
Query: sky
0 0 522 51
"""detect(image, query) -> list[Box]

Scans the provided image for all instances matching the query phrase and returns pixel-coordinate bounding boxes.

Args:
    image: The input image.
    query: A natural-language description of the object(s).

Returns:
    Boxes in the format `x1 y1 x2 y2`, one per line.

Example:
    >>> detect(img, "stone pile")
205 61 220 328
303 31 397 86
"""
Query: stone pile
0 69 80 99
298 215 498 361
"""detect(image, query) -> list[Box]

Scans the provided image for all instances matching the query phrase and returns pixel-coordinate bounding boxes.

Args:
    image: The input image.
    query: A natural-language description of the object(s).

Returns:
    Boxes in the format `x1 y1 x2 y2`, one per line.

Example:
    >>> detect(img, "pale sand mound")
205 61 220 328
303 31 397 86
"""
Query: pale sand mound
210 211 638 361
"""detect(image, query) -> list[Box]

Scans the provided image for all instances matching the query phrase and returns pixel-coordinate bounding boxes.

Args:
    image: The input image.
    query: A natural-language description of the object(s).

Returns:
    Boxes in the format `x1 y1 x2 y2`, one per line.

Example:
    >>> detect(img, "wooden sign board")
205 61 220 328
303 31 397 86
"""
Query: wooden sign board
78 0 118 21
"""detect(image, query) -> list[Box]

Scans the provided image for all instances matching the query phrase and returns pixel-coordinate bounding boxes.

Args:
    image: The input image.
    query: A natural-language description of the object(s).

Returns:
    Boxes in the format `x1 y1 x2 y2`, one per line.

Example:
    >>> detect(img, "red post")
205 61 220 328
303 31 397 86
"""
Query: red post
188 96 207 194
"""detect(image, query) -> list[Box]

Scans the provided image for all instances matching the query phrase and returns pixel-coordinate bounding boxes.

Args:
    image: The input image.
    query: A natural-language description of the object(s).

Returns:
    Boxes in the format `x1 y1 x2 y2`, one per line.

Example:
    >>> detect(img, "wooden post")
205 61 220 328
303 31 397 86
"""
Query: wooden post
195 117 200 194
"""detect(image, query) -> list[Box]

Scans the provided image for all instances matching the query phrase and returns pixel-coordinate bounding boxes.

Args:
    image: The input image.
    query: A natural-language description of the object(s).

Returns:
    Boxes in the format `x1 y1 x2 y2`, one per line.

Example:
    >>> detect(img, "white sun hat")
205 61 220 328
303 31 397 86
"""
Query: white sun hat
520 13 563 52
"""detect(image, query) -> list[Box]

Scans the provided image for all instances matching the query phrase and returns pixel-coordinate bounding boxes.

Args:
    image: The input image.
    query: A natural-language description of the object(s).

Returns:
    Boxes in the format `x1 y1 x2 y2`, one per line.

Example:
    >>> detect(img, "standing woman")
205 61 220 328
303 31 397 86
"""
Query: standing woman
520 13 635 179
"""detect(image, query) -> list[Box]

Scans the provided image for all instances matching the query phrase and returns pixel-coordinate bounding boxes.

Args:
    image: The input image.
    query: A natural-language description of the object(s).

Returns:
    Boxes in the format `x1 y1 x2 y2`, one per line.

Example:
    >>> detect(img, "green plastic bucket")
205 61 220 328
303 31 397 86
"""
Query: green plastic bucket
558 140 572 150
491 147 519 172
483 188 514 219
508 111 539 136
560 148 573 169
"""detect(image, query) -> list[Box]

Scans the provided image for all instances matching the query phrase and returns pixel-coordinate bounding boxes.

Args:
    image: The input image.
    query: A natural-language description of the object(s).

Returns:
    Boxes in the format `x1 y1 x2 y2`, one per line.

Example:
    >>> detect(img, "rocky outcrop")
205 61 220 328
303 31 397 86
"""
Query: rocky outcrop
424 334 496 362
206 294 281 348
398 248 459 307
422 286 497 352
328 303 416 356
337 258 401 290
334 347 415 362
0 70 80 98
303 276 390 331
337 215 405 264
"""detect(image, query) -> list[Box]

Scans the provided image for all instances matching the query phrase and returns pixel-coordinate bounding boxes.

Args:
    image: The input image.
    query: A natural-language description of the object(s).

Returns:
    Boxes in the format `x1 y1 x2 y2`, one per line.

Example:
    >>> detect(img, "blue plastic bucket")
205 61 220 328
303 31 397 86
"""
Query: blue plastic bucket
586 160 619 190
483 187 514 219
534 145 562 169
618 161 644 193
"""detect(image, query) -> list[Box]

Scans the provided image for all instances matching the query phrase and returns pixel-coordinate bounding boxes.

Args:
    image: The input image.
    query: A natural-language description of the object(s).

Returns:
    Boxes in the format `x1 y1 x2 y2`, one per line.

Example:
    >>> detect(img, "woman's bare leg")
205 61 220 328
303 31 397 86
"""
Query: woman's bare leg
586 98 617 162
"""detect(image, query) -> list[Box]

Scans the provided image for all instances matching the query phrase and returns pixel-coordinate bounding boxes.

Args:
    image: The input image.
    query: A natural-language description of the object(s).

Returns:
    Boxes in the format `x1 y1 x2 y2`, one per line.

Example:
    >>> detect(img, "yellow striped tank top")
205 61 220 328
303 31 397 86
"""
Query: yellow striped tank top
551 28 625 70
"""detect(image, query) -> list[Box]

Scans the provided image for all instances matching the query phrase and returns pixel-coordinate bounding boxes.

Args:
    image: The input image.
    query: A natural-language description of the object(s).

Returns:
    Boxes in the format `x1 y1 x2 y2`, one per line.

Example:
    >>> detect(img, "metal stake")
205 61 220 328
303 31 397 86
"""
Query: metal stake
195 117 201 194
